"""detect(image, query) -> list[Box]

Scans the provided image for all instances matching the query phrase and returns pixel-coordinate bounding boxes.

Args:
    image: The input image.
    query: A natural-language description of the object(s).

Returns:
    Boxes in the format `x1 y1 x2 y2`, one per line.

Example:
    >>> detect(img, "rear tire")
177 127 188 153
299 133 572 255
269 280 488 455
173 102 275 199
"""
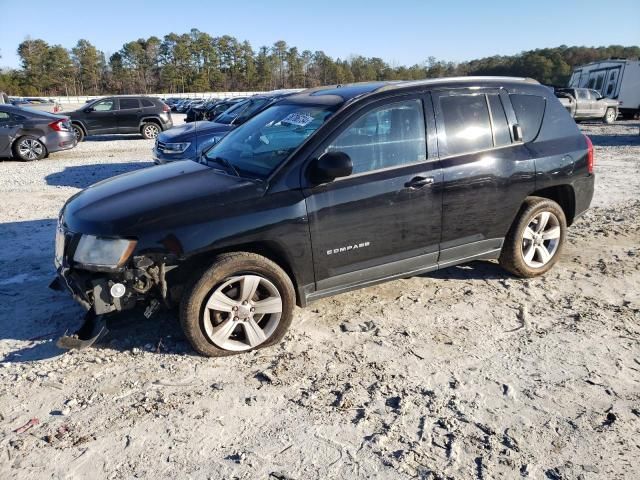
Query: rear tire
12 136 46 161
499 197 567 278
141 122 160 139
180 252 295 357
72 124 85 142
603 108 616 124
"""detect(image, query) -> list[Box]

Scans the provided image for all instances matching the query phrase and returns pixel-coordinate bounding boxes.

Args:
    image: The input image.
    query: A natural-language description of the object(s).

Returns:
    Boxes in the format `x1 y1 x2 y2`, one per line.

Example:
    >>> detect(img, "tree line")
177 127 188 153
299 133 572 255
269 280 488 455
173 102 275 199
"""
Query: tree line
1 30 638 96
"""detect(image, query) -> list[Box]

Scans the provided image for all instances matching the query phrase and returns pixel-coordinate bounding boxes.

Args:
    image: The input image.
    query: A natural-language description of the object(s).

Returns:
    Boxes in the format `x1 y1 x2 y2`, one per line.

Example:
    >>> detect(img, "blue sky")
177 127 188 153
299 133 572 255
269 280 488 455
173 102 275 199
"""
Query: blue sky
1 0 638 69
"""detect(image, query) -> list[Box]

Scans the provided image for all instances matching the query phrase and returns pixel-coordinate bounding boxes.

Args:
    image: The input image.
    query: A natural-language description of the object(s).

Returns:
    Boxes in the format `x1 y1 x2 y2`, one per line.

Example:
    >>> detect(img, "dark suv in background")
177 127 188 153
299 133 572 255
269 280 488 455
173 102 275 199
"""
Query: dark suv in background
53 77 594 357
64 96 173 142
152 92 291 164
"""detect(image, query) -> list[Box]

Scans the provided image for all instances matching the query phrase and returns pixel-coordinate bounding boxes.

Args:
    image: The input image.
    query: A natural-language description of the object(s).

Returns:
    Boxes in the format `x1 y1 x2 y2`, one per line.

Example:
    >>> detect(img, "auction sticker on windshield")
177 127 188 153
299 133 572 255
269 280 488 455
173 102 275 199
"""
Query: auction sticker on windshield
281 112 315 127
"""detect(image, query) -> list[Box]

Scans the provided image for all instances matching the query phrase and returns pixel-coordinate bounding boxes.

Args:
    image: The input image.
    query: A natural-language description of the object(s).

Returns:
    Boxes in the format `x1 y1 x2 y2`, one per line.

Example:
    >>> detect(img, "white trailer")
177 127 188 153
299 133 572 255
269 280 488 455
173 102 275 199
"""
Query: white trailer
568 59 640 119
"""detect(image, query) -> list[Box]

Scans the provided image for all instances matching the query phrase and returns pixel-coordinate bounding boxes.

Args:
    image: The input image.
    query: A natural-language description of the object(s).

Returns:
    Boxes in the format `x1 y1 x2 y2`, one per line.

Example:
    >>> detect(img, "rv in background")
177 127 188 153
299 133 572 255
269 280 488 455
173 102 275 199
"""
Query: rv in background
568 59 640 119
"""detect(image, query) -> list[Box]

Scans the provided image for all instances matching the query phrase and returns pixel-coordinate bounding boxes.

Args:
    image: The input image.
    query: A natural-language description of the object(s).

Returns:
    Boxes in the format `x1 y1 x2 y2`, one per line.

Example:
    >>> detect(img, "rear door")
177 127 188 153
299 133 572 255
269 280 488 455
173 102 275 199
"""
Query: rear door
433 88 535 264
84 98 118 134
303 94 443 292
116 97 142 133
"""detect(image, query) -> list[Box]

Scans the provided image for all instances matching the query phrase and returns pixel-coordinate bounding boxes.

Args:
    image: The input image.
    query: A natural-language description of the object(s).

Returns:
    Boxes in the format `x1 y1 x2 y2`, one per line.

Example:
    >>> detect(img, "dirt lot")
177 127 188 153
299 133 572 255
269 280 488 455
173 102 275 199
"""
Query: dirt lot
0 120 639 479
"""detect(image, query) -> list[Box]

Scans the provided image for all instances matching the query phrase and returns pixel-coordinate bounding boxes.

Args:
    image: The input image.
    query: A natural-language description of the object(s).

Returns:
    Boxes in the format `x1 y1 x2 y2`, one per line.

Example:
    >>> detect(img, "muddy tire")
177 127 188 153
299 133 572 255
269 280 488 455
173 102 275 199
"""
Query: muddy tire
72 124 85 142
603 108 616 124
180 252 295 357
141 122 160 139
12 136 46 161
499 197 567 278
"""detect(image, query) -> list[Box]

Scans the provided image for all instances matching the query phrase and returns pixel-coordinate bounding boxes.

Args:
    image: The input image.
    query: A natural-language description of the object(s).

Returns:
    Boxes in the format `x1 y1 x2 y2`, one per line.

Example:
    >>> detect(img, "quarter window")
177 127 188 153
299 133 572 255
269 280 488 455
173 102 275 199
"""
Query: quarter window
439 94 493 156
509 94 546 143
326 99 427 175
119 98 140 110
141 99 154 108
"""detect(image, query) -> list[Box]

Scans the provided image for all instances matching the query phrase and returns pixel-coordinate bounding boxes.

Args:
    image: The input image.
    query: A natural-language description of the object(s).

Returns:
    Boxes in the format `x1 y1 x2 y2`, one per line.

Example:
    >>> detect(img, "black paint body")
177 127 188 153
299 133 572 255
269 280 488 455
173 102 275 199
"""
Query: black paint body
57 78 594 310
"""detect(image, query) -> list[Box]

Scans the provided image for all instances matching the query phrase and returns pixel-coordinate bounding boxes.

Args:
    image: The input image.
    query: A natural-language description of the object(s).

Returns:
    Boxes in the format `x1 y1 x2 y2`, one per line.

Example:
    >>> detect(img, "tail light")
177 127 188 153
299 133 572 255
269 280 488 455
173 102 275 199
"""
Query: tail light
584 134 594 174
163 104 170 113
49 119 70 132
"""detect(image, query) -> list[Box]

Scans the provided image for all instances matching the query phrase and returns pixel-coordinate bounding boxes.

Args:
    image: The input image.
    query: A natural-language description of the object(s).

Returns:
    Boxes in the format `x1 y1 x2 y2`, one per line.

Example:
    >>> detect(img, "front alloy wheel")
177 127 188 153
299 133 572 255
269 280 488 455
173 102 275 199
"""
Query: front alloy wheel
203 275 283 351
180 252 295 357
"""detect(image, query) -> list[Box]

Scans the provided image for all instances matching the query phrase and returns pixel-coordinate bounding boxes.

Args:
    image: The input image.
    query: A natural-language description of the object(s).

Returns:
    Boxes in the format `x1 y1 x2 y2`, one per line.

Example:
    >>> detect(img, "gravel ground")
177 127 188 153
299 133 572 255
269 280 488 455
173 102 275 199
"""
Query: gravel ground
0 119 639 479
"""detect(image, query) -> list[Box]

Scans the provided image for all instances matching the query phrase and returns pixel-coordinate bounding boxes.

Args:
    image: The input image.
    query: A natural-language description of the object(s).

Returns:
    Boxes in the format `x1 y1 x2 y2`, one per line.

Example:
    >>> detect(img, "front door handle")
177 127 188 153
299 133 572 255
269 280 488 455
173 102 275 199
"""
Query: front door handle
405 176 434 189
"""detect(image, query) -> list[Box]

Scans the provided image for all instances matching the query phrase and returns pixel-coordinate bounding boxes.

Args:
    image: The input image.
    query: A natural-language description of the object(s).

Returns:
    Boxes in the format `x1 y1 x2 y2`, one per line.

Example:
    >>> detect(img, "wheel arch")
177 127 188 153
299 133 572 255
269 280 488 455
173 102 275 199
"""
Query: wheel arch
527 184 576 225
174 241 303 307
139 116 163 131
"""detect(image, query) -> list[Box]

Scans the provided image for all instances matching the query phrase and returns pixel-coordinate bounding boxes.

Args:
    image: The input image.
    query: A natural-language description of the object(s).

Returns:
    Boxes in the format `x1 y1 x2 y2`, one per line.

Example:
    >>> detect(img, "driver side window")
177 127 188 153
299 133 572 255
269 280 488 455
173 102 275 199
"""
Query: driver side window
92 99 115 112
326 99 427 175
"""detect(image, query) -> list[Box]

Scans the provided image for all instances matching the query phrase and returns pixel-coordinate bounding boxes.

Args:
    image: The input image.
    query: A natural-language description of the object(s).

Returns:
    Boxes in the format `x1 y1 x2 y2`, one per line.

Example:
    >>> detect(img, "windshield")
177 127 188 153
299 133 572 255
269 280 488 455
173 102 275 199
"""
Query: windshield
204 103 337 179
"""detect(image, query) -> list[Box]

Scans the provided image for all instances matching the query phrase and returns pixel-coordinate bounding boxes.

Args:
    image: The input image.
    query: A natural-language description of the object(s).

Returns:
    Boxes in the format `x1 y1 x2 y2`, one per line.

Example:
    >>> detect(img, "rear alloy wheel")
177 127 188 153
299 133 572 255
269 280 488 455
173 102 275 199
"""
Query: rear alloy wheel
13 136 46 161
603 108 616 124
180 252 295 357
141 123 160 139
499 197 567 278
72 124 85 142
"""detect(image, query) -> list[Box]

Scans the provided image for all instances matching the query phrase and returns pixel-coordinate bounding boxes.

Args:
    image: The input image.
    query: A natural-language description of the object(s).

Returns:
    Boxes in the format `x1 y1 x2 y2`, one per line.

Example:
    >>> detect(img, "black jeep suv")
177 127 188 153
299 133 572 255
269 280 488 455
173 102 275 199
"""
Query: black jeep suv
53 77 594 357
64 96 173 142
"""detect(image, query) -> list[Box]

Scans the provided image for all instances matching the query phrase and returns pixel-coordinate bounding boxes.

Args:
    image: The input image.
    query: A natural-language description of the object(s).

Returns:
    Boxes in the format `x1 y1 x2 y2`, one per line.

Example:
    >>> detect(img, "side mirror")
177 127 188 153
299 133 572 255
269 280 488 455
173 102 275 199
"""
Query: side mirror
84 107 94 113
310 151 353 184
512 124 524 142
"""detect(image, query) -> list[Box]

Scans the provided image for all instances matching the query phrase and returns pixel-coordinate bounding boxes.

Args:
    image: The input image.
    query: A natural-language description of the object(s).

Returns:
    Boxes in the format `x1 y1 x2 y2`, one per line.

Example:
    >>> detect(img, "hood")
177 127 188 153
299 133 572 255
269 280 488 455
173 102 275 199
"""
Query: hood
157 121 234 147
63 160 265 237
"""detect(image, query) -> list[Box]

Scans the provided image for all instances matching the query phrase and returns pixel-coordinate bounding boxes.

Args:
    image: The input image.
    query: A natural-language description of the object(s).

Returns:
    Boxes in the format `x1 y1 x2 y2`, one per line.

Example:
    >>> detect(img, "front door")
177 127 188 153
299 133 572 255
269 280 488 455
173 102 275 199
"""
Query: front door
84 98 118 134
303 95 442 293
115 97 142 133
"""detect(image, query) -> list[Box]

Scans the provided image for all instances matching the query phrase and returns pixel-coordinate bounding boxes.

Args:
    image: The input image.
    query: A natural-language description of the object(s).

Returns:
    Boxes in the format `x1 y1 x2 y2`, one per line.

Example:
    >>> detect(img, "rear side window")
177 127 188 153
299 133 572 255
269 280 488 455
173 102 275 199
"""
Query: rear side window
439 94 493 156
509 94 545 143
141 99 154 108
487 95 511 147
119 98 140 110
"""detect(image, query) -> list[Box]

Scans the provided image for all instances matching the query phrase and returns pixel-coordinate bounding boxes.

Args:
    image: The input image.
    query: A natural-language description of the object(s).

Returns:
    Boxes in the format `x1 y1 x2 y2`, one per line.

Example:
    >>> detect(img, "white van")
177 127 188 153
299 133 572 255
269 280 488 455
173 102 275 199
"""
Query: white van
568 59 640 119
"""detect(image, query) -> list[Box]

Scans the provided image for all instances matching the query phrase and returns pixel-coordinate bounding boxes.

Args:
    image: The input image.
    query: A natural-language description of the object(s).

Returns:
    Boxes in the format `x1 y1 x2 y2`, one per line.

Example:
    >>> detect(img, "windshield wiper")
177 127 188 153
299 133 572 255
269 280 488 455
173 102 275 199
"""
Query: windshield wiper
207 156 240 177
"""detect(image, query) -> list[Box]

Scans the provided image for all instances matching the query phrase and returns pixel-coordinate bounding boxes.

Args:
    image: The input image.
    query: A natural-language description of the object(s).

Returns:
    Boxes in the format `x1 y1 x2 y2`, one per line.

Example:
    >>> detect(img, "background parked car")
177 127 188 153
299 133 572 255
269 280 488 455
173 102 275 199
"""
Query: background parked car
555 87 619 123
185 97 246 123
8 96 62 113
153 92 292 164
63 96 173 141
0 104 76 161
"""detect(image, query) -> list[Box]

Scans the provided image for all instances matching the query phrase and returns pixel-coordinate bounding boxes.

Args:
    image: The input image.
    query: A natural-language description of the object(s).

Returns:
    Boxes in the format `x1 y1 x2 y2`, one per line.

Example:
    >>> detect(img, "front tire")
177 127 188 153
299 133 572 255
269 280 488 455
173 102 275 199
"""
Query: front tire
12 136 46 161
499 197 567 278
141 122 160 139
180 252 295 357
603 108 616 124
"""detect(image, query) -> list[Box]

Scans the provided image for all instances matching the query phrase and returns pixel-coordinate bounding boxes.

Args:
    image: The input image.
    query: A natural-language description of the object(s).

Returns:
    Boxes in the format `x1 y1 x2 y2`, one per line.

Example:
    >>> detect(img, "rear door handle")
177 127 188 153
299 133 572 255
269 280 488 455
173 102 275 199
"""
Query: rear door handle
405 176 434 189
